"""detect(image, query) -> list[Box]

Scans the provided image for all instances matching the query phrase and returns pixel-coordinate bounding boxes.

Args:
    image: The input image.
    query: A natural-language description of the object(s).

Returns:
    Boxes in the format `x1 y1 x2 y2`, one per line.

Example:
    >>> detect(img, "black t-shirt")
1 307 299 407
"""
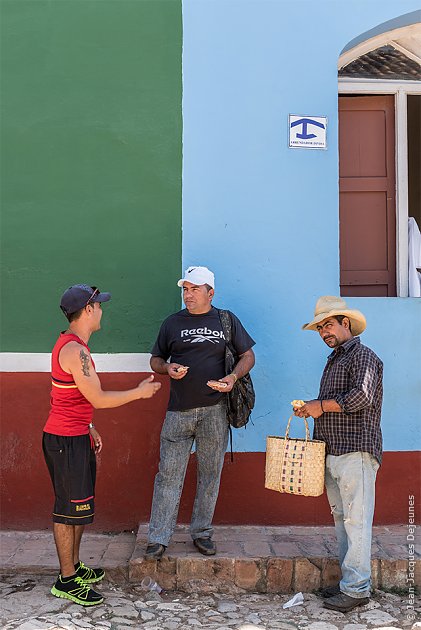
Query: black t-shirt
151 306 255 411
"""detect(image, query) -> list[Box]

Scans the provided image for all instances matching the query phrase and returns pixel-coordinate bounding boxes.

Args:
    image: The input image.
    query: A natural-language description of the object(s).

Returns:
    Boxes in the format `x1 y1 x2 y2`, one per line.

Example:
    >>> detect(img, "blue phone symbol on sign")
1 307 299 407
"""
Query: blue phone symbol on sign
291 117 325 140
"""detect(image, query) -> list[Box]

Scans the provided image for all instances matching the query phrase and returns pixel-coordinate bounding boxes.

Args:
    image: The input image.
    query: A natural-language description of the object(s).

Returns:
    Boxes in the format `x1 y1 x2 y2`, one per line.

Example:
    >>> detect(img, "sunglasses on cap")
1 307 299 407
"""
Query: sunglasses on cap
85 286 100 306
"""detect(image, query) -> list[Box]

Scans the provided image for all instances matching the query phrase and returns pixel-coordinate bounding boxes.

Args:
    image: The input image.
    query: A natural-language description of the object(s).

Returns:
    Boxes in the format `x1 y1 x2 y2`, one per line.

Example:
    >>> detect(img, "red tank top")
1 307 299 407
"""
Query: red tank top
44 333 95 436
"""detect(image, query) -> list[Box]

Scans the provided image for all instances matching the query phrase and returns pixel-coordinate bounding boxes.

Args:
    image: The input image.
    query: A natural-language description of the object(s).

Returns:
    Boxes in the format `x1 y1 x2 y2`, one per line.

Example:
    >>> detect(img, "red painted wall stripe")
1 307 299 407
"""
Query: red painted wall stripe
1 373 420 530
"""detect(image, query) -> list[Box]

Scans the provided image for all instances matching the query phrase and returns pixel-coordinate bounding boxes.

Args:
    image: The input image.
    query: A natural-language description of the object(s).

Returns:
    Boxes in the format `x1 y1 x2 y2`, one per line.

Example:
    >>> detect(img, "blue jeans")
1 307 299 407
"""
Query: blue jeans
325 451 380 598
148 401 228 546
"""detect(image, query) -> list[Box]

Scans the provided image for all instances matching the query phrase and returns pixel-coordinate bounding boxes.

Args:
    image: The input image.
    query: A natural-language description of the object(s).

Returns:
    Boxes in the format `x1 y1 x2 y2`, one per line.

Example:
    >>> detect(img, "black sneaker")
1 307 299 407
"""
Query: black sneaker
75 560 105 583
51 574 104 606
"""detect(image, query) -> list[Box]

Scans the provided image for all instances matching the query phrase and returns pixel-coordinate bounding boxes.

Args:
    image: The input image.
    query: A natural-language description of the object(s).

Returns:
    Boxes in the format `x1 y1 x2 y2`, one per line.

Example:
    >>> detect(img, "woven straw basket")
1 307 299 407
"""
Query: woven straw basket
265 416 326 497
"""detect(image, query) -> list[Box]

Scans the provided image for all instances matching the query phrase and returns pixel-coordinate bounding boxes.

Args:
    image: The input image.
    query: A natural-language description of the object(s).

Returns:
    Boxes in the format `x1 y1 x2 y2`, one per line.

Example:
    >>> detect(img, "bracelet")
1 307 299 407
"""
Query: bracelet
229 373 238 383
320 401 325 413
88 422 95 429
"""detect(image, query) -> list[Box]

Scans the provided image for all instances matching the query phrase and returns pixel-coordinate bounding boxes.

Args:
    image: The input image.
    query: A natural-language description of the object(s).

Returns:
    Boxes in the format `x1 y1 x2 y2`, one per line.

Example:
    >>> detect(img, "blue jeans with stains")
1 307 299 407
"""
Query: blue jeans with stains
325 451 380 598
148 401 228 546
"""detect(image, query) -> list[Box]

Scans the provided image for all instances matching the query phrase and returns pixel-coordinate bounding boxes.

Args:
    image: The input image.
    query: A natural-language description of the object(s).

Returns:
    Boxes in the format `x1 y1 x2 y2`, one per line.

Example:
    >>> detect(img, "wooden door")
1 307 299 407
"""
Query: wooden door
339 95 396 296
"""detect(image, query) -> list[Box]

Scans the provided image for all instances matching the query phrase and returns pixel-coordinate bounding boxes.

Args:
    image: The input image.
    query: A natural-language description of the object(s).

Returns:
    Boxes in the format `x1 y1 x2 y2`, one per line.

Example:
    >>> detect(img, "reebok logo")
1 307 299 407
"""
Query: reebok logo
181 328 225 344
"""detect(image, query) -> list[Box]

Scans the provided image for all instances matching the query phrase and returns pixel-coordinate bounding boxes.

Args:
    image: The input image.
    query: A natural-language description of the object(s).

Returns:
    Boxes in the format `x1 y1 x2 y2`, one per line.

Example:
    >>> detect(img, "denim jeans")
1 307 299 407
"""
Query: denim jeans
148 401 228 546
325 451 380 598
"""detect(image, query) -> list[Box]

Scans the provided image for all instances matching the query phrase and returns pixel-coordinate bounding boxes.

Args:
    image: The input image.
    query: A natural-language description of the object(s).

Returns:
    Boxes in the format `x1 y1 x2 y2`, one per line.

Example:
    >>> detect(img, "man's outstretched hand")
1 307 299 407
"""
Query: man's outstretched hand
137 375 162 398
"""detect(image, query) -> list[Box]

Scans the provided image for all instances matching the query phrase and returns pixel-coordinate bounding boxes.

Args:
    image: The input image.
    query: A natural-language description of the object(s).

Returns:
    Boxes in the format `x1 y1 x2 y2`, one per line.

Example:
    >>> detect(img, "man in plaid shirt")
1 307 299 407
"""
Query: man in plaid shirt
295 296 383 613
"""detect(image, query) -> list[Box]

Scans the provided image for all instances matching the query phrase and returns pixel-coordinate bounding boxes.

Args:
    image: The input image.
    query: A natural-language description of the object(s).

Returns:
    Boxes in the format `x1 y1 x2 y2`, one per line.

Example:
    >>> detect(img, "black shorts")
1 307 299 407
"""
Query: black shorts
42 432 96 525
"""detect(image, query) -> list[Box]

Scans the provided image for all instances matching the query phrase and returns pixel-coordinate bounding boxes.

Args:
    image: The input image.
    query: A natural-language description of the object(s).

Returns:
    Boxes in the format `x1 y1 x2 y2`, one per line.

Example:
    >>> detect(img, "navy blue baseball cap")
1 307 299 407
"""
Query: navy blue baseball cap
60 284 111 316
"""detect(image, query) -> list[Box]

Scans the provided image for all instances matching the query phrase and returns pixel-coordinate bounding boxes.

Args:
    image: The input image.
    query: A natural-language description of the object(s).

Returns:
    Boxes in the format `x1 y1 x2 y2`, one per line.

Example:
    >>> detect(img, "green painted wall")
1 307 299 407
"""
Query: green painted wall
1 0 182 353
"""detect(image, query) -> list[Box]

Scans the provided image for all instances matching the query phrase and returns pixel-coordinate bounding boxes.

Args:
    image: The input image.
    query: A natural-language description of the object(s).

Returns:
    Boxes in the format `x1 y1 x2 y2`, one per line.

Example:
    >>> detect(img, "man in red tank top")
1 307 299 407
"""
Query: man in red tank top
43 284 161 606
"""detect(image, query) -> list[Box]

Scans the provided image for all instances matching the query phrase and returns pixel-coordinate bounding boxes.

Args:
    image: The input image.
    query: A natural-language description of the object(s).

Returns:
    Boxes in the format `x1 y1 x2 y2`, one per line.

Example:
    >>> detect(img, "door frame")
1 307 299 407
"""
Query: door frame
338 79 421 297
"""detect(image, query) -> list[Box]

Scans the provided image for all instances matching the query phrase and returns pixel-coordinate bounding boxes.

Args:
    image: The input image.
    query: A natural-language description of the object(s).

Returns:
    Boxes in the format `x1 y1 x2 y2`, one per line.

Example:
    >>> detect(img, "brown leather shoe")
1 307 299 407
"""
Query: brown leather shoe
319 584 341 598
193 538 216 555
323 593 369 612
144 543 166 560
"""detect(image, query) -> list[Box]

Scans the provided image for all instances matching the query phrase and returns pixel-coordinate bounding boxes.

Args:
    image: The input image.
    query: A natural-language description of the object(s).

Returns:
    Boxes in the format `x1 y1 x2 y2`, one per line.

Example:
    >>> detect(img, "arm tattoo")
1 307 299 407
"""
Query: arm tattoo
80 349 91 377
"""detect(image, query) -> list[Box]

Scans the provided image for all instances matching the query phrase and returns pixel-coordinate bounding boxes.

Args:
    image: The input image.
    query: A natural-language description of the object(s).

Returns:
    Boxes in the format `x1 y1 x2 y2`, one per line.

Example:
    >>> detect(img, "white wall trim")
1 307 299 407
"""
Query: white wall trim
338 80 421 297
0 353 153 373
338 79 421 93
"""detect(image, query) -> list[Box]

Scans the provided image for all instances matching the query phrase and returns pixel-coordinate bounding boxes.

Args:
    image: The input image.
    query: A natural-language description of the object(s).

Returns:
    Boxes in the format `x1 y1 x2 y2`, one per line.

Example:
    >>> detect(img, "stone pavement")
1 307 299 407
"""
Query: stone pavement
1 526 420 630
0 574 420 630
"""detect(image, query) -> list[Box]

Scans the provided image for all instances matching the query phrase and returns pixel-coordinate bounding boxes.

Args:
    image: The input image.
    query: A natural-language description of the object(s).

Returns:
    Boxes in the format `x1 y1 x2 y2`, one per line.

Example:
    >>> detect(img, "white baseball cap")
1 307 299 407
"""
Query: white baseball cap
177 266 215 288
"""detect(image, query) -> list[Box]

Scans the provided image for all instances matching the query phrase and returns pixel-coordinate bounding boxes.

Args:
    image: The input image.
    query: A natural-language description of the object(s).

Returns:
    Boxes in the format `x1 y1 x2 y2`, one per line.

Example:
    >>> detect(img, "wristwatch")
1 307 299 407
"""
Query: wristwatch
88 422 95 429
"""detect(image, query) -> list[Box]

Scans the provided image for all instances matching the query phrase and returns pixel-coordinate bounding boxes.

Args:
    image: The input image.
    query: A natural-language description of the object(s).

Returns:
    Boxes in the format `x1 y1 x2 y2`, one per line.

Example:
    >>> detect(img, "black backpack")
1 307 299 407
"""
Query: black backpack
218 309 255 428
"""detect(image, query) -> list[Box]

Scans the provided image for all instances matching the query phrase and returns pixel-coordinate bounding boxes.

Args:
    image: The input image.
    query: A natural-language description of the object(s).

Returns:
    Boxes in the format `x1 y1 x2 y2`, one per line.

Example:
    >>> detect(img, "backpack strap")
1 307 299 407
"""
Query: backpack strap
228 424 233 464
218 309 231 344
218 309 234 463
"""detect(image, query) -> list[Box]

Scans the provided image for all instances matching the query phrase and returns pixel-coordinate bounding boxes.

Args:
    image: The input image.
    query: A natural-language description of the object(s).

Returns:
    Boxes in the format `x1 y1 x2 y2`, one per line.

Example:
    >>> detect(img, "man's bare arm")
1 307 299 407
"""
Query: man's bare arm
150 356 170 375
60 342 161 408
79 349 91 377
231 348 255 380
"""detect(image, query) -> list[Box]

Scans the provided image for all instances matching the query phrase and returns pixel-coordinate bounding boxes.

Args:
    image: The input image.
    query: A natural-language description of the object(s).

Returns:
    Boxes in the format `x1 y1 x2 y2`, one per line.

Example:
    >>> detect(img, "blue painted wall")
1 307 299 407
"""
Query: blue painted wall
182 1 421 452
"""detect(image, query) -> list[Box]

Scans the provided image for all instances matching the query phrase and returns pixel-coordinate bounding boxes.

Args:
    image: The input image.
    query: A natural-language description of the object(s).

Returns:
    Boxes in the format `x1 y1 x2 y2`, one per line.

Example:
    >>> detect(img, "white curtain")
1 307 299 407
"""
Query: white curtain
408 217 421 298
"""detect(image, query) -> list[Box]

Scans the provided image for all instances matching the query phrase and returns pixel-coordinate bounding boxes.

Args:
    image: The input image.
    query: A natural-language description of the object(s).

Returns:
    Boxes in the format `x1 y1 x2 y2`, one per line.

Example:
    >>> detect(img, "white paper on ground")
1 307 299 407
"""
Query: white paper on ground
282 592 304 609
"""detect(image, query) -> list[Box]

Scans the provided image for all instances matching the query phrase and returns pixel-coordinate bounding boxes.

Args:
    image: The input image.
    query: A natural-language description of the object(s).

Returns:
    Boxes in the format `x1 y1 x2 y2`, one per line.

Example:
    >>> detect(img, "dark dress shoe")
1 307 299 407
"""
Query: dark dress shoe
319 584 341 598
323 592 370 612
144 543 166 560
193 538 216 555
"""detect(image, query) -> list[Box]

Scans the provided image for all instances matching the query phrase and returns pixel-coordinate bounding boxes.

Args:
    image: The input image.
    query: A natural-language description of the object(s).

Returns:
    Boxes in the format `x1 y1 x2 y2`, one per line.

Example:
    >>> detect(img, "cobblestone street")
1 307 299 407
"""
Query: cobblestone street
1 573 420 630
1 528 419 630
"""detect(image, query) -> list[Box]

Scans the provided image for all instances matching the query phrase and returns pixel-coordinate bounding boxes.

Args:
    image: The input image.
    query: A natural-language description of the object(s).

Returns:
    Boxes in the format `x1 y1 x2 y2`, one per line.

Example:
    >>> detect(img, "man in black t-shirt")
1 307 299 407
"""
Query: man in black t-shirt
145 266 255 559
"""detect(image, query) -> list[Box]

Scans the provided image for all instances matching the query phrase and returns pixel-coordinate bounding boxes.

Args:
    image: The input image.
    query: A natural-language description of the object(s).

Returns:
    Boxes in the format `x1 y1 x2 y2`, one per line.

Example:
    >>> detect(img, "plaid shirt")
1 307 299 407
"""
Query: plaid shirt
314 336 383 464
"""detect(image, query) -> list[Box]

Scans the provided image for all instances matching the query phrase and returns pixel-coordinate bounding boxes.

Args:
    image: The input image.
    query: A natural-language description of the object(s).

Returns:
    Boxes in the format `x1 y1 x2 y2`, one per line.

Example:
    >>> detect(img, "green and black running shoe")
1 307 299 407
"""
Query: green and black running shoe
51 574 104 606
75 560 105 583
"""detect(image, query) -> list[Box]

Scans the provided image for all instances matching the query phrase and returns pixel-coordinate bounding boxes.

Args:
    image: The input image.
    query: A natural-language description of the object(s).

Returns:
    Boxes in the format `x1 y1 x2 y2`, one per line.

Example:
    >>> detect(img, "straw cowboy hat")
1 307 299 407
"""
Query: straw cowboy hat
302 296 366 336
